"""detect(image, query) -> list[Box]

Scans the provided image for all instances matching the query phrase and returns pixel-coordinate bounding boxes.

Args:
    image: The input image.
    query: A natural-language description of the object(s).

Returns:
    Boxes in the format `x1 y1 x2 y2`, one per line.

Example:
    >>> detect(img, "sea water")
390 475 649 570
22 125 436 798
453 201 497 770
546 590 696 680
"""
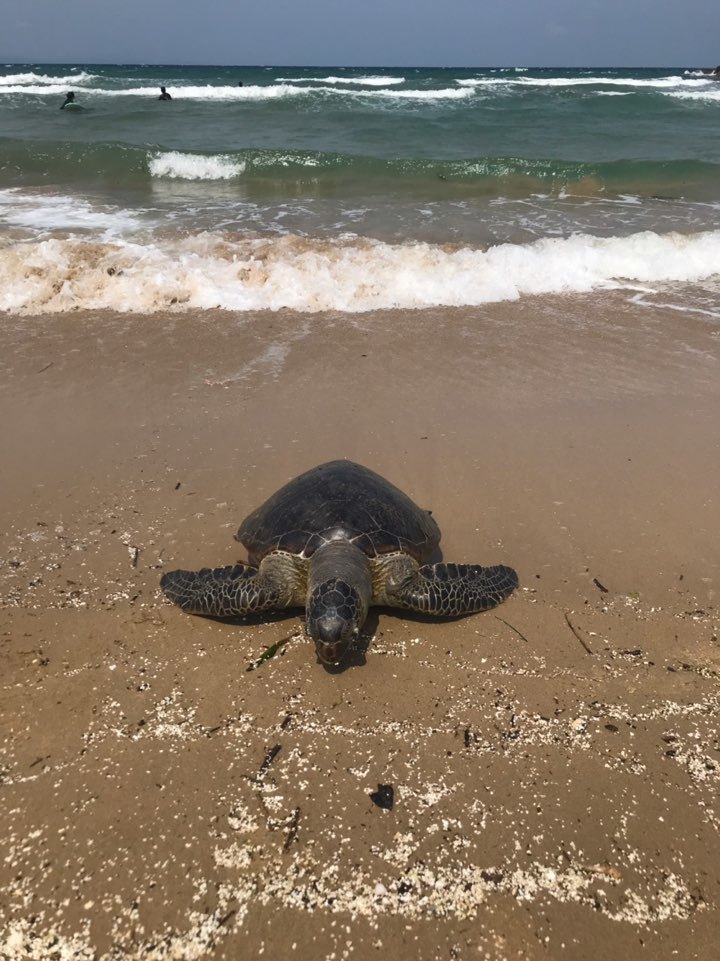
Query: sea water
0 63 719 313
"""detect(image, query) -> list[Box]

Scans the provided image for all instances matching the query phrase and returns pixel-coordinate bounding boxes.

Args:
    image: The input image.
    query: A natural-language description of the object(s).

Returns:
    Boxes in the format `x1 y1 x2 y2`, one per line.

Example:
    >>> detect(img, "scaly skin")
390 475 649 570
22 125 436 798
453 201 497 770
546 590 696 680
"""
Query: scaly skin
376 553 519 616
305 542 372 663
160 554 301 618
162 554 517 620
160 550 519 663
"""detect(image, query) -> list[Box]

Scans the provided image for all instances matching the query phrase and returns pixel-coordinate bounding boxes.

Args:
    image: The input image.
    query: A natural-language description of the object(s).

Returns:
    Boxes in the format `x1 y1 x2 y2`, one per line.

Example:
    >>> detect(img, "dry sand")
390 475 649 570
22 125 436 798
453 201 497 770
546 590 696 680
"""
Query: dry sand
1 294 719 960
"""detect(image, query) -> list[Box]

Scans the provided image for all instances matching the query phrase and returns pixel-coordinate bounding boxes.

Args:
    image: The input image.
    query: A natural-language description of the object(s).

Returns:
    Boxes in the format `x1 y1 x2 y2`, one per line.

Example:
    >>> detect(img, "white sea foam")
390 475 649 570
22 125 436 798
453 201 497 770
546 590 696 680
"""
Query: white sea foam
455 78 507 87
370 87 473 100
3 81 471 102
0 189 143 237
148 152 245 180
140 83 311 100
1 229 718 314
0 70 96 86
1 84 105 96
29 84 312 100
276 75 405 86
668 88 720 102
457 75 688 89
519 75 686 88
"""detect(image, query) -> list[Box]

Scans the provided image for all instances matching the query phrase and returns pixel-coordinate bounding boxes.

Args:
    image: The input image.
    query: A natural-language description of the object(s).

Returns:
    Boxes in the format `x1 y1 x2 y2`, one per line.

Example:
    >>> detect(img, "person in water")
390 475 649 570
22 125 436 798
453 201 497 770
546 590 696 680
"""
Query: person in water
158 86 172 100
60 91 76 109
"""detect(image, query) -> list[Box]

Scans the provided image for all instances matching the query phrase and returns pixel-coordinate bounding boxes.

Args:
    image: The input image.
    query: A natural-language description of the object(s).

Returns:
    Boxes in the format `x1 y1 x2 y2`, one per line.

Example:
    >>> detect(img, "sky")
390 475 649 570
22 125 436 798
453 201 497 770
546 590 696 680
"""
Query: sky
3 0 720 68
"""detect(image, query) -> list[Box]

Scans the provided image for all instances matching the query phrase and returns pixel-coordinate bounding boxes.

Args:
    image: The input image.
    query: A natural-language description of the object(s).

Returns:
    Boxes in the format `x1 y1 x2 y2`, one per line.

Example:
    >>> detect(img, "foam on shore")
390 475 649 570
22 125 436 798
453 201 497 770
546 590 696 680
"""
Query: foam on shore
1 229 718 314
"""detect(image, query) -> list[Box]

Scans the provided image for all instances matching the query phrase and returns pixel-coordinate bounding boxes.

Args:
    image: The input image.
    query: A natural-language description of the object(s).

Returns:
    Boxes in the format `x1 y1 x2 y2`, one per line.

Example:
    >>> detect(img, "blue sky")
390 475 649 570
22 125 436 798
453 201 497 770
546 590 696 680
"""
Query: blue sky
3 0 720 67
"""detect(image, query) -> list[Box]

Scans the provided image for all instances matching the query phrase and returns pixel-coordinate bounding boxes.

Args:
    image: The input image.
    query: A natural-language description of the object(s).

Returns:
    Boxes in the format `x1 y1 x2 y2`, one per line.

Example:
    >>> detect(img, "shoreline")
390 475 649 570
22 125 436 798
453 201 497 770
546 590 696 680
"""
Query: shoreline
1 295 719 959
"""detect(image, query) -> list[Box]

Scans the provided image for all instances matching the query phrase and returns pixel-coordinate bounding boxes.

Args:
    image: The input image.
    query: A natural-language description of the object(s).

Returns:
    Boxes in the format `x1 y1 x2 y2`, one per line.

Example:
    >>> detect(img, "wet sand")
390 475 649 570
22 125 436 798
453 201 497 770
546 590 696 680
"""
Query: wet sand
1 294 719 960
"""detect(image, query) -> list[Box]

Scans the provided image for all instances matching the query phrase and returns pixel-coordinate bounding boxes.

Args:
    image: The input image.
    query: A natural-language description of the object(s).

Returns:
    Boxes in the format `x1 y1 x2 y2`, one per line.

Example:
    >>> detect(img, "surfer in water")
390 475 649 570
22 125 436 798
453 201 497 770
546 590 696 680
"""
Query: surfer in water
60 92 76 109
158 86 172 100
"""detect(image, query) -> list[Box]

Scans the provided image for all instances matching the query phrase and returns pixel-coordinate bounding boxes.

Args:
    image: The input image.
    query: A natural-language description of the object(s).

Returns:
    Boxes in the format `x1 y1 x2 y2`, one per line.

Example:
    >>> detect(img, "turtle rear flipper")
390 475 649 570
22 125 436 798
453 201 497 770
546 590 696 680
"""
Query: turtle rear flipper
390 562 518 616
161 563 289 618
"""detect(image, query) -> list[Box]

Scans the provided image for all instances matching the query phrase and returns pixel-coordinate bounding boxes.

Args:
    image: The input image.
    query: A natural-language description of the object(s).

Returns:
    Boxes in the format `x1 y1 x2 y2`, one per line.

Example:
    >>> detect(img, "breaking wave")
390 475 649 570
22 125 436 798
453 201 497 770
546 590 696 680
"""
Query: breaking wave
3 142 720 200
148 151 245 180
1 229 718 314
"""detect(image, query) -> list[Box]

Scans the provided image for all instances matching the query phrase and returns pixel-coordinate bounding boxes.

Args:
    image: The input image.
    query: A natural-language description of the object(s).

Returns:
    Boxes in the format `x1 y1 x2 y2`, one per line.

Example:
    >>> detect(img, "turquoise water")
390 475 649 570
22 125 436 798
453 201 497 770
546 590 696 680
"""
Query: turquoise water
1 63 719 313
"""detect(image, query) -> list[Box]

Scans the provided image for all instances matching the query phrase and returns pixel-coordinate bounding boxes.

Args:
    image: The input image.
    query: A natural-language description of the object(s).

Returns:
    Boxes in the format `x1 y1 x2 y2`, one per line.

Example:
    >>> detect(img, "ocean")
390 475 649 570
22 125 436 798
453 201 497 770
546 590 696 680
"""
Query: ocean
1 63 719 314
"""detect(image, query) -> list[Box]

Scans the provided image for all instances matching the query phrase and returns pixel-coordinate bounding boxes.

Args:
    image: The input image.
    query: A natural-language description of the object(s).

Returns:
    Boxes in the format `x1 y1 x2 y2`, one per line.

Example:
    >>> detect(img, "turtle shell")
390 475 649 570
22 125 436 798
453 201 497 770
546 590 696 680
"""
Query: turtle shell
237 460 440 565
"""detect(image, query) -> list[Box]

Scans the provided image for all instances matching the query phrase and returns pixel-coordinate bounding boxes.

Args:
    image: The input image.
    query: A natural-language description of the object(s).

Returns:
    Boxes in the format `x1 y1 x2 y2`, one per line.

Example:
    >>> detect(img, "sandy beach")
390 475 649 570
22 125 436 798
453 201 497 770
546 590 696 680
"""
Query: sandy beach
1 293 719 960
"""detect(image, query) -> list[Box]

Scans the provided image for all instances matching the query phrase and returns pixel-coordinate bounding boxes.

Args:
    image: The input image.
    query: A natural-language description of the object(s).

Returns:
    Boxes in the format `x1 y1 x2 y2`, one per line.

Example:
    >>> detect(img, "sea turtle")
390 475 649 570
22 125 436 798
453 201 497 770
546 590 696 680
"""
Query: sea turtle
160 460 518 665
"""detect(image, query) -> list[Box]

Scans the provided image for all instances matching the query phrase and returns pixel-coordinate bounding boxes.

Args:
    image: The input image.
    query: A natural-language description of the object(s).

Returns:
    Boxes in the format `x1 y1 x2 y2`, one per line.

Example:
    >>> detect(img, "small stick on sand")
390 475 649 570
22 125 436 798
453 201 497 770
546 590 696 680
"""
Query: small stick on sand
495 615 529 643
257 744 281 780
283 807 301 850
564 612 594 655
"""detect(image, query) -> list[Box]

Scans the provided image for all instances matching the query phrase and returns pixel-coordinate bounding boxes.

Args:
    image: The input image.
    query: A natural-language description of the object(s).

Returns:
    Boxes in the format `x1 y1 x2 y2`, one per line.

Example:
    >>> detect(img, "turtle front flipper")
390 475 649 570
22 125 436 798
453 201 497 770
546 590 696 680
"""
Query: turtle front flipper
387 561 518 616
161 563 292 618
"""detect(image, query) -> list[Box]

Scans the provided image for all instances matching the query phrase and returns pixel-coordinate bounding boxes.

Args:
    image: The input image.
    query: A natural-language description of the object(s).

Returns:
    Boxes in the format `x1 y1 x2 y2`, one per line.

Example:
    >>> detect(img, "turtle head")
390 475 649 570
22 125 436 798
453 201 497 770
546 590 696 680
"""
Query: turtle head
306 541 373 664
306 578 364 665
